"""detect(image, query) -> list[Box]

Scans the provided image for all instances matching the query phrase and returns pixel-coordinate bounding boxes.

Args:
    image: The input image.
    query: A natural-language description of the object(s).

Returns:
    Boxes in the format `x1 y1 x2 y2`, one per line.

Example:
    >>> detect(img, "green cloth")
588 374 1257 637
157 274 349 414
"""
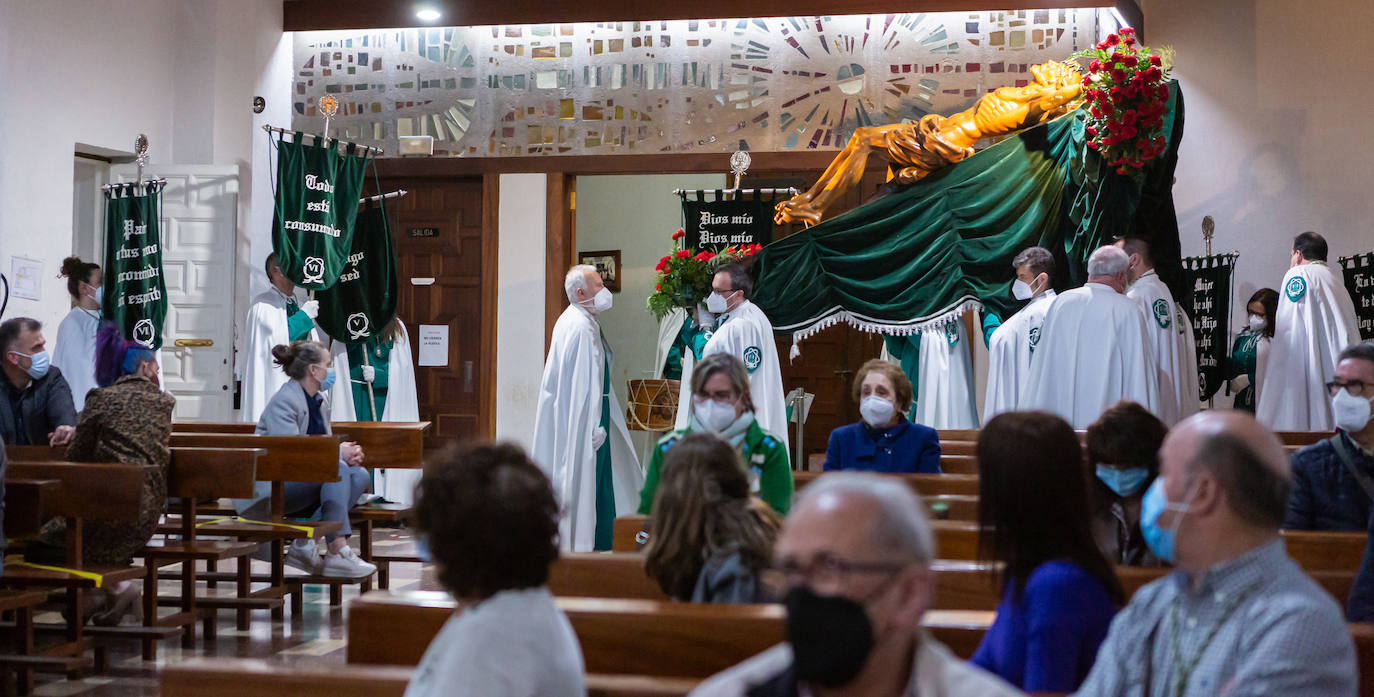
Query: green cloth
750 82 1187 342
270 132 370 292
883 334 921 421
102 180 168 349
347 338 392 420
661 316 693 381
1229 331 1261 412
285 299 316 343
316 204 399 344
594 345 615 551
636 419 792 516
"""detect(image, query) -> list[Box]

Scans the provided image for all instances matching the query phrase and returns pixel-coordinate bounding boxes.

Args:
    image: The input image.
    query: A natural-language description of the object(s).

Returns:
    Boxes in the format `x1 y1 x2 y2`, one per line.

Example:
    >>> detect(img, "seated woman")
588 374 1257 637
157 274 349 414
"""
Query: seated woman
1087 400 1168 566
406 442 584 697
30 322 174 624
637 353 791 515
1228 288 1277 412
644 433 780 603
971 411 1123 693
823 358 941 473
238 341 373 578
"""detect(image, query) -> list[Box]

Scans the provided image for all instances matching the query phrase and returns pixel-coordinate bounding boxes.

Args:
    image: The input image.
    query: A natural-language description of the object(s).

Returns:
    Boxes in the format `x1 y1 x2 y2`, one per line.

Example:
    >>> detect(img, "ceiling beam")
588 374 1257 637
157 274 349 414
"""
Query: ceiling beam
284 0 1115 32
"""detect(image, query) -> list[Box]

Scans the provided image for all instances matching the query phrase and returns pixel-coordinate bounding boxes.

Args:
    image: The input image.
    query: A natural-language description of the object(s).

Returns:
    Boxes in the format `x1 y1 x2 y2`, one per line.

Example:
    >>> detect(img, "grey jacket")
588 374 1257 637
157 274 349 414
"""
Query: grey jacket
233 380 334 518
0 367 77 446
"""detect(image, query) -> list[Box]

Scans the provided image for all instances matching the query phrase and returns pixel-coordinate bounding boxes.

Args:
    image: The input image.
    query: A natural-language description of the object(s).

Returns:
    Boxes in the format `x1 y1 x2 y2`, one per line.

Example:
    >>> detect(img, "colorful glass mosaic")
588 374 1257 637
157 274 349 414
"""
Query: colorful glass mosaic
291 10 1107 157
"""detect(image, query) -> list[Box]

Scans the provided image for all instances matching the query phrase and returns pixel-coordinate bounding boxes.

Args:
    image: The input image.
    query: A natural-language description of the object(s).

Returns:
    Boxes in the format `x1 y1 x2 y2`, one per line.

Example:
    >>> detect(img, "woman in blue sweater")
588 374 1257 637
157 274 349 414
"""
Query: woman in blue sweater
970 411 1123 693
823 359 941 473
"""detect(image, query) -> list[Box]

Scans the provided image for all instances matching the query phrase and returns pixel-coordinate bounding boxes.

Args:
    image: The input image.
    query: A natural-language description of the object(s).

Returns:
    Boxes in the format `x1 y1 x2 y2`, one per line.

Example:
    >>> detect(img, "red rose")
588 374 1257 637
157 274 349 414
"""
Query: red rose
1125 85 1139 99
1120 26 1135 35
1158 84 1170 99
1082 75 1093 87
676 249 690 259
1086 126 1098 136
1123 36 1136 46
1120 125 1138 139
1090 107 1102 119
1122 55 1138 68
1149 54 1162 67
1135 139 1149 150
1131 160 1145 168
654 260 667 272
1096 40 1110 50
1145 66 1162 82
655 284 661 291
1110 68 1127 83
1106 34 1120 46
1109 85 1125 100
1089 59 1102 73
671 229 685 240
1117 167 1130 175
1121 110 1138 125
1086 140 1100 150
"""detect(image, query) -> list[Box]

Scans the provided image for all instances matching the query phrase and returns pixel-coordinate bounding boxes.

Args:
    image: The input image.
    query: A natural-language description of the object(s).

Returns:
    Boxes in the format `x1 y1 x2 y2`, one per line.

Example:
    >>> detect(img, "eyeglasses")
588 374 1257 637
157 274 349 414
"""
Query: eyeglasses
761 552 909 596
1327 380 1374 398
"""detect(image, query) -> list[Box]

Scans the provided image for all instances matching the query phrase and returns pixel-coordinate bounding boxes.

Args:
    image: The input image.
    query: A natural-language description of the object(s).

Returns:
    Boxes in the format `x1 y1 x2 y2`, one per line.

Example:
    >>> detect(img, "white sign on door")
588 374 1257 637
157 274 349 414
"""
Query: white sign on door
418 324 449 367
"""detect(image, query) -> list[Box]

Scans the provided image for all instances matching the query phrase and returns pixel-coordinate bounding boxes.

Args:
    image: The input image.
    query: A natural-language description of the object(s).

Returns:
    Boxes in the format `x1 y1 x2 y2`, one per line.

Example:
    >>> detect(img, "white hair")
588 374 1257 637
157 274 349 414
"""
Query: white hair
564 264 597 301
795 472 935 564
1086 245 1130 277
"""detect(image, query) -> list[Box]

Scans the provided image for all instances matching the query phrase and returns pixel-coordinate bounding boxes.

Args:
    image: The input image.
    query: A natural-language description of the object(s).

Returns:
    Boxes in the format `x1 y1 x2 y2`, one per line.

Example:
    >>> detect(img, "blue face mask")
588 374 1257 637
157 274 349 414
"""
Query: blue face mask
318 367 336 392
10 350 50 380
1095 464 1151 498
1139 478 1190 563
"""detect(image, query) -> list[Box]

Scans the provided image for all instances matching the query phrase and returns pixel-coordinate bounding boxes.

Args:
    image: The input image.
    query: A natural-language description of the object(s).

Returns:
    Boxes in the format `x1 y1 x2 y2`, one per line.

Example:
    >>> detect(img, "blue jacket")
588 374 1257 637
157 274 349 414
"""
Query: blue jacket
822 417 941 474
1284 432 1374 532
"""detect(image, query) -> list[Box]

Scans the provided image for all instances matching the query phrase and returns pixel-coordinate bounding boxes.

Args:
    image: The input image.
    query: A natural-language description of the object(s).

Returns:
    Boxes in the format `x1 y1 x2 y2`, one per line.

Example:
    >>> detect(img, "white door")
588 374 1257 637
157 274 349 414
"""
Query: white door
110 166 238 421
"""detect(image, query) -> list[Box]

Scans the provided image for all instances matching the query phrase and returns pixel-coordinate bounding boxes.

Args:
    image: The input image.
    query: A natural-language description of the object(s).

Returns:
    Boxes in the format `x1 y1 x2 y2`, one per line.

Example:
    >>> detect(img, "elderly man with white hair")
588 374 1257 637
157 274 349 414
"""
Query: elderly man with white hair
530 265 643 551
691 472 1021 697
1023 245 1160 427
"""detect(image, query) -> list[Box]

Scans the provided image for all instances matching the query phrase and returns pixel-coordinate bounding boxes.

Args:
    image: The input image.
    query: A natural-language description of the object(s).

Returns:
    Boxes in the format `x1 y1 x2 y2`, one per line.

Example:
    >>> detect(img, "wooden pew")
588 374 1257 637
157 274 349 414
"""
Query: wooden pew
549 553 666 600
802 453 976 475
926 495 979 522
1276 430 1332 447
792 470 980 496
348 590 994 670
1281 530 1365 573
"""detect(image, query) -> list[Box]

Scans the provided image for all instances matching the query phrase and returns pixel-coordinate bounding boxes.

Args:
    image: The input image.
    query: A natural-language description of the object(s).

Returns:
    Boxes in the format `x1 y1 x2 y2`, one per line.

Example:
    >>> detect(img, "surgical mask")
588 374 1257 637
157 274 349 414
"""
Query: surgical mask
581 287 612 314
91 285 104 305
10 350 50 380
693 397 738 432
1011 276 1042 301
318 367 337 392
784 587 875 688
1095 464 1150 498
1333 388 1374 433
859 395 897 428
705 290 735 315
1247 314 1266 332
1139 478 1190 563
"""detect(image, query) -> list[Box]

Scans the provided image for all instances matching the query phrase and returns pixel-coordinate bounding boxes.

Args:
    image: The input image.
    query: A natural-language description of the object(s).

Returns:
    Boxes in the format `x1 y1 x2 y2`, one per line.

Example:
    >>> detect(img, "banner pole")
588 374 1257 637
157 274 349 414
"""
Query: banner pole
361 350 378 421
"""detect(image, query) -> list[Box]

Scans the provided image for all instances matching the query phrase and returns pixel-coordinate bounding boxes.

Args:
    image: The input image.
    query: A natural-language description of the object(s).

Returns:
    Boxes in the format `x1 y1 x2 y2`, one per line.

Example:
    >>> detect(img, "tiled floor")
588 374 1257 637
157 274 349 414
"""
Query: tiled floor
23 527 433 697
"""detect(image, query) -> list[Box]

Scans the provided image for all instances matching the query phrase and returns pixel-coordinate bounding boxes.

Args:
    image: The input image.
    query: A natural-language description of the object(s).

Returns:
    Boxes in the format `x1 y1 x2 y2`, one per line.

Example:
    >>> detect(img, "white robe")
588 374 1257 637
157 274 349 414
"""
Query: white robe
1257 262 1361 431
915 317 979 429
530 305 644 552
329 320 421 505
1024 282 1160 428
52 306 100 411
1126 272 1199 425
673 300 790 452
239 288 317 423
983 291 1056 423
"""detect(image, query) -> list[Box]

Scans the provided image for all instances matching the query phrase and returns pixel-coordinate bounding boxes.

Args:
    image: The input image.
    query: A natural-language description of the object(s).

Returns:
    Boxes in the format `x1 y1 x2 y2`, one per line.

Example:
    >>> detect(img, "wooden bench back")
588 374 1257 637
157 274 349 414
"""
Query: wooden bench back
168 434 339 483
792 471 979 497
940 455 977 475
4 460 151 521
1275 431 1332 447
926 495 979 521
172 421 430 468
167 448 262 499
1281 530 1366 573
549 553 666 600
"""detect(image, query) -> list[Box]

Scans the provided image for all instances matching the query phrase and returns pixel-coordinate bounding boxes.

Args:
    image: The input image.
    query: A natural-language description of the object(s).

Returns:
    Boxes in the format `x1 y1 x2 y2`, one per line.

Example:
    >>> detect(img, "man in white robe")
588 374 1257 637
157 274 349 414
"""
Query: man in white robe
915 317 979 429
673 264 790 454
1025 245 1160 428
1258 231 1361 430
1117 237 1200 425
984 246 1058 422
531 265 643 552
239 253 319 422
329 319 420 504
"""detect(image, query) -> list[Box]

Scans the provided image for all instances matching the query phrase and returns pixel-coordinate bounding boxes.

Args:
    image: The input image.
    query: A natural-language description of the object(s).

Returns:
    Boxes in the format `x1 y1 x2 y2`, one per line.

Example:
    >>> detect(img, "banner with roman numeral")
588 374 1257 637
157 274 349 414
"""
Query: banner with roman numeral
270 131 371 291
102 180 168 349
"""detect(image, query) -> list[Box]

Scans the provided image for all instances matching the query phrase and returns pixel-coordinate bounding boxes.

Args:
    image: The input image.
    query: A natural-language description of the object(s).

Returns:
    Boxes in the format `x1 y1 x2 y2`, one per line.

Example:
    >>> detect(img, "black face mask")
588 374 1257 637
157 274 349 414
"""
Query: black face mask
784 586 875 688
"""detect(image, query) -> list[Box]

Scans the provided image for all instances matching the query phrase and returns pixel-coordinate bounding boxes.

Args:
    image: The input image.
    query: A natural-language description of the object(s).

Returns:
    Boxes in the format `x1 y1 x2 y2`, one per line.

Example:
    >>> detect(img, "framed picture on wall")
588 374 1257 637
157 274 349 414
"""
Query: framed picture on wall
579 249 621 293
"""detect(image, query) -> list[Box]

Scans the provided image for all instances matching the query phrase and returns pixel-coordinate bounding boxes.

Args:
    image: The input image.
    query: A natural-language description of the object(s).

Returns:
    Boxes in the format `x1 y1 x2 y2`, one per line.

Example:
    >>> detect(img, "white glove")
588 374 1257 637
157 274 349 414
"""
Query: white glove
591 426 607 450
300 300 320 319
694 306 716 329
1230 374 1250 392
361 365 376 383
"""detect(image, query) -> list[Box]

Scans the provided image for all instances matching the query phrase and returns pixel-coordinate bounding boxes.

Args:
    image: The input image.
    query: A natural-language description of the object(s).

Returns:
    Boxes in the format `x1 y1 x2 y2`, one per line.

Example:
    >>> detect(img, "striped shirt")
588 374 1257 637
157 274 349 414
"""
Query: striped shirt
1071 539 1355 697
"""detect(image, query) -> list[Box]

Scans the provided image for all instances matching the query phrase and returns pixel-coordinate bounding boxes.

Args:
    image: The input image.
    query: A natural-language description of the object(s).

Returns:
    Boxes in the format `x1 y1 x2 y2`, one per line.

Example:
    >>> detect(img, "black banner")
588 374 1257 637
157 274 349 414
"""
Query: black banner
679 191 778 252
1339 253 1374 340
102 180 168 349
316 204 397 344
1181 254 1236 401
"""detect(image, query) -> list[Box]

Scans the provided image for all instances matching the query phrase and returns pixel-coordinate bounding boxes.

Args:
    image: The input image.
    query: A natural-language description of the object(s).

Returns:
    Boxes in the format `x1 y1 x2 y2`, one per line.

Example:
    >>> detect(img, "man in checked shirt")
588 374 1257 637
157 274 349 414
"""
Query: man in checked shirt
1073 411 1356 697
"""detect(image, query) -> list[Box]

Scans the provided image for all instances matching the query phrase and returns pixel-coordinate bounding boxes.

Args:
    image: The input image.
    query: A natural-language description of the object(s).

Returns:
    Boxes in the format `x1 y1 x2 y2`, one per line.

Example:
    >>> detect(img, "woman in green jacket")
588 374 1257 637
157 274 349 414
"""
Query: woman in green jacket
638 353 793 515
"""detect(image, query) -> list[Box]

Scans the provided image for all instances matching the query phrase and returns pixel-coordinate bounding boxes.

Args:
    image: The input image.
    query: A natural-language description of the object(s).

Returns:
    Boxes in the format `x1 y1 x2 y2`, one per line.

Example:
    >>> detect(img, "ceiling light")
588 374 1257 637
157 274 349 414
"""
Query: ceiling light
415 6 442 22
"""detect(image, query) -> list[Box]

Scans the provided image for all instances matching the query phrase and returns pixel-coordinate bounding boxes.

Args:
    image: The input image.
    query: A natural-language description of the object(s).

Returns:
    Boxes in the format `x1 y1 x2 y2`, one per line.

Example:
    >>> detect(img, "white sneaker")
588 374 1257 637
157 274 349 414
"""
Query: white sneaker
321 546 377 579
285 539 321 574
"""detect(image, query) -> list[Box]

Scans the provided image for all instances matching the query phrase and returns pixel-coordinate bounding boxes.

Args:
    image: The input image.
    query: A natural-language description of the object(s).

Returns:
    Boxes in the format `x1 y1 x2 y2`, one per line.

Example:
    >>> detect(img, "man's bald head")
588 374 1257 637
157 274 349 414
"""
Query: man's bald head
1166 411 1291 530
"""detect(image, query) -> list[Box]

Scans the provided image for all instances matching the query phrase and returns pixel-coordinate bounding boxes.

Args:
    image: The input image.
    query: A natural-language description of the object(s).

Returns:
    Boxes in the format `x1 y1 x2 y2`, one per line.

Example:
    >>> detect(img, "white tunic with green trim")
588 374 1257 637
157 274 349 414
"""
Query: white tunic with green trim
916 317 979 429
1257 261 1360 431
1126 271 1199 426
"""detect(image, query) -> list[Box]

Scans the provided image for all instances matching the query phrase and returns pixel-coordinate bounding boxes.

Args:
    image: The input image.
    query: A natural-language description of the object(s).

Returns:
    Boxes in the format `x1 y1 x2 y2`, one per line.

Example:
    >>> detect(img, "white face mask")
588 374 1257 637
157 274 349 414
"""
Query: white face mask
1333 388 1374 433
705 290 735 315
581 287 612 314
859 395 897 428
1011 275 1043 301
1247 314 1266 332
694 397 738 432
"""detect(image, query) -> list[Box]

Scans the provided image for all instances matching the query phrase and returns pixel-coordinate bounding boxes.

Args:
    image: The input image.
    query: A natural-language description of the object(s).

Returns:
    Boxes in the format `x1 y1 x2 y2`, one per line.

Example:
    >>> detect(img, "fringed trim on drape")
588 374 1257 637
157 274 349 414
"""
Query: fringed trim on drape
782 296 983 361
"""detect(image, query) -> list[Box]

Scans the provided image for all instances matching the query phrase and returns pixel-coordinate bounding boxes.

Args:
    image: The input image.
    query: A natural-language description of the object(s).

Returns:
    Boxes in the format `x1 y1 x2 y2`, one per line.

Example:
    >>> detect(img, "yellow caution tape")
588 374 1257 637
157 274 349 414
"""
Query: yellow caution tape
196 517 316 535
4 555 104 588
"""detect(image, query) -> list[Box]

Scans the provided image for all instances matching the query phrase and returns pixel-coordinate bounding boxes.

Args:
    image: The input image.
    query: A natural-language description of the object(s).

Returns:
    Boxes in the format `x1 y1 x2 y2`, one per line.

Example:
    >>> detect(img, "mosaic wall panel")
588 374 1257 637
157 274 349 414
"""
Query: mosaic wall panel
291 10 1106 157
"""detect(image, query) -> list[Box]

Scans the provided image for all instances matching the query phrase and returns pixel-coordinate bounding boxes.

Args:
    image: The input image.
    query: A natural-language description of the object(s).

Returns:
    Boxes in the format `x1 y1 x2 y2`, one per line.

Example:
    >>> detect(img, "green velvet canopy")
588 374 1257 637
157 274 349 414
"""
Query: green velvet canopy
751 82 1186 346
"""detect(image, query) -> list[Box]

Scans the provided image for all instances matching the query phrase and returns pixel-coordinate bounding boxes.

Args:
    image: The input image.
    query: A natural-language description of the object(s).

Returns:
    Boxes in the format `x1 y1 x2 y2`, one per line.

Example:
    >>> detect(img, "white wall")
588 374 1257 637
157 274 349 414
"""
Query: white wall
494 174 548 450
0 0 283 349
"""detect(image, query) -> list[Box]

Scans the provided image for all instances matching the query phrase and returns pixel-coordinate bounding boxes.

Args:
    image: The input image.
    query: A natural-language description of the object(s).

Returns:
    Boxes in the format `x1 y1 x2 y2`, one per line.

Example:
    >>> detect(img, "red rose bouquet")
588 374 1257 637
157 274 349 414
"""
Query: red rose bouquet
646 228 762 321
1073 27 1174 177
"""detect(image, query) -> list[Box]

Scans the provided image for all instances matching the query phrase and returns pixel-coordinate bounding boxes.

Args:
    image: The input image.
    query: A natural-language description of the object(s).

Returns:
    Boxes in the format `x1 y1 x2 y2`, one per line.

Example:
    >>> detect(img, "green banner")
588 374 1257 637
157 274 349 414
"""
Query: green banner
101 180 168 349
271 132 371 291
316 204 397 343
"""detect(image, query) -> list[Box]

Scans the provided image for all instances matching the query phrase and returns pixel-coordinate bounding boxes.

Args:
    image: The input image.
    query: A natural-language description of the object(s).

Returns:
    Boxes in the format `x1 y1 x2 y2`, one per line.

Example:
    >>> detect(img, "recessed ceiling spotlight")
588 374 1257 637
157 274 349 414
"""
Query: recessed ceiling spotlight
415 6 442 22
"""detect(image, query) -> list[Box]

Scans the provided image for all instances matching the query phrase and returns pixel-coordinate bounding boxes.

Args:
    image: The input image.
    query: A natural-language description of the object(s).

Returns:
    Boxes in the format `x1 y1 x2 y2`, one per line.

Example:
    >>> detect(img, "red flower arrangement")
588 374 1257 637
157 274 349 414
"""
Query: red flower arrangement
1073 27 1173 177
646 229 762 321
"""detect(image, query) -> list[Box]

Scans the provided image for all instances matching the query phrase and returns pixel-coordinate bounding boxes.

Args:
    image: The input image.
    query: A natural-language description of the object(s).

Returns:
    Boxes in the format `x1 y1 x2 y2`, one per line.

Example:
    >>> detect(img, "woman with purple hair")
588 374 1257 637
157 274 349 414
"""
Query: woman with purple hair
30 322 174 624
